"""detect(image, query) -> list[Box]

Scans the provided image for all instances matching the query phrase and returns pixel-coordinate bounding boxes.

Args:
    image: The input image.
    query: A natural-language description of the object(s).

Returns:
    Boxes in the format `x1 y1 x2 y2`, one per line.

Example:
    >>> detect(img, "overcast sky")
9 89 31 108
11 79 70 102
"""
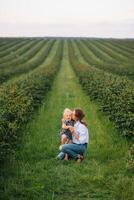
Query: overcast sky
0 0 134 38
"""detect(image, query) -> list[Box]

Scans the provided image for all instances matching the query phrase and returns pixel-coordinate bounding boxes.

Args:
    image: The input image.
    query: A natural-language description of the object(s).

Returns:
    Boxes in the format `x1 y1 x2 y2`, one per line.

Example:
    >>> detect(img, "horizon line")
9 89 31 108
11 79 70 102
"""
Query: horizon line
0 35 134 39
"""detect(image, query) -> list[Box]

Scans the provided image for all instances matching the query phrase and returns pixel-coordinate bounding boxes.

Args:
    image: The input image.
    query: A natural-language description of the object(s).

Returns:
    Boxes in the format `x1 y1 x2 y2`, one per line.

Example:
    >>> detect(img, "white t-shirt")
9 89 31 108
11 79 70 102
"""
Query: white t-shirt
73 121 89 144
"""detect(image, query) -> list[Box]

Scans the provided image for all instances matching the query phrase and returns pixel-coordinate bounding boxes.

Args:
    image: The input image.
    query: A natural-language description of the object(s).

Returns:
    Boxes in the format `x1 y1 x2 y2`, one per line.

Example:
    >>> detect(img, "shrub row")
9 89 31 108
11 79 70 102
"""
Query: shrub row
0 39 55 84
0 39 27 57
107 40 134 58
83 40 115 62
0 40 63 161
0 39 36 64
76 40 134 80
102 40 134 61
127 144 134 170
68 40 134 140
92 40 130 62
0 39 44 68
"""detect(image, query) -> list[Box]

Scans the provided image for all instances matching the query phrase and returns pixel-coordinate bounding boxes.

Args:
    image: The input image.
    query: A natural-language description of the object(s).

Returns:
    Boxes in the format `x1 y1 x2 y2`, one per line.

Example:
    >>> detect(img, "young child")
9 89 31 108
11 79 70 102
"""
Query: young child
60 108 74 145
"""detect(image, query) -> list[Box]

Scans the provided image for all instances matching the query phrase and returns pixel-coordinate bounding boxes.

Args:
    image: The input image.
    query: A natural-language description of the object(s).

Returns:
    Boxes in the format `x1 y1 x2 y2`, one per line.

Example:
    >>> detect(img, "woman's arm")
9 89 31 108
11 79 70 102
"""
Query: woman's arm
62 125 80 140
69 125 88 143
68 126 79 140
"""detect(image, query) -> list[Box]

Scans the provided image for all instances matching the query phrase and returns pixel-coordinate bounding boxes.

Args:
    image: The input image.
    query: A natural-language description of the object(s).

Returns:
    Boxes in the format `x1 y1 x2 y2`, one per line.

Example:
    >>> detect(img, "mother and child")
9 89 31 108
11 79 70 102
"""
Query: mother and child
56 108 89 162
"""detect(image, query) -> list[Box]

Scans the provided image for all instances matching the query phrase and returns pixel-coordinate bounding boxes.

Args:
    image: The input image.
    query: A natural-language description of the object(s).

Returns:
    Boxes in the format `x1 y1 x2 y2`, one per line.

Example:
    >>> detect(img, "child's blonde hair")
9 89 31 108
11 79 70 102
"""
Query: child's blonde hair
63 108 72 115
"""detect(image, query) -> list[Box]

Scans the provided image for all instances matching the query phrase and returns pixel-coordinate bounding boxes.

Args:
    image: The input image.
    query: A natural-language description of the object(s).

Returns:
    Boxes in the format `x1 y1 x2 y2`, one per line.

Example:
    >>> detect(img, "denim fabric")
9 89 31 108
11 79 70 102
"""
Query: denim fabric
56 151 65 160
61 143 87 160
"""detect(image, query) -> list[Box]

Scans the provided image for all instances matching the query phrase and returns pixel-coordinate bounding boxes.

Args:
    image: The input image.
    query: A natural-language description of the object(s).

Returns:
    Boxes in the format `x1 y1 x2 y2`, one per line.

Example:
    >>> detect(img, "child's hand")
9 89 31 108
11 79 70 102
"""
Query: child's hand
62 124 68 129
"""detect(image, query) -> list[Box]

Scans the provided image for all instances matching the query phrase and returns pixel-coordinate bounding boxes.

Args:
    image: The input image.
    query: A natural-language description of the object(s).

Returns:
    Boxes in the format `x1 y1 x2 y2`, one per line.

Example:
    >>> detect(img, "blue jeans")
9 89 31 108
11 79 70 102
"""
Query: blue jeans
57 143 87 160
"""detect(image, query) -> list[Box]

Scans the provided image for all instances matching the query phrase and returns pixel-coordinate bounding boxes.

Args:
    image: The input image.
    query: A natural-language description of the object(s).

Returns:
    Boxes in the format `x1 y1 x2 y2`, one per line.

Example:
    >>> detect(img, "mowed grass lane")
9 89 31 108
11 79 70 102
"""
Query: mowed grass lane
2 40 133 200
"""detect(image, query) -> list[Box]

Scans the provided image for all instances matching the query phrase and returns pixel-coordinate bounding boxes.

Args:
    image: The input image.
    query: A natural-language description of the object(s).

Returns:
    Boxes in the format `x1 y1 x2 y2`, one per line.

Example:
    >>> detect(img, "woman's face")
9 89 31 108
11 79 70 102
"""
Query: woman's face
72 110 77 121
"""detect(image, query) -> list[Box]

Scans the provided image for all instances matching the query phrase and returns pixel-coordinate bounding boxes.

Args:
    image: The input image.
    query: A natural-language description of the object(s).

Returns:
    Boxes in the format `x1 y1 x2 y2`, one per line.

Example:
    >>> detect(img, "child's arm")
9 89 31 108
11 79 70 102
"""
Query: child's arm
62 124 68 129
61 118 64 123
61 119 66 128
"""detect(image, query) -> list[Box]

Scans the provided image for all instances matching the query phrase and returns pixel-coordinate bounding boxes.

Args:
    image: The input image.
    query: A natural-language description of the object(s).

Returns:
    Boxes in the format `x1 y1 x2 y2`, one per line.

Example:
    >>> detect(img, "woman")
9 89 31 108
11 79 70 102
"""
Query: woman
56 108 89 162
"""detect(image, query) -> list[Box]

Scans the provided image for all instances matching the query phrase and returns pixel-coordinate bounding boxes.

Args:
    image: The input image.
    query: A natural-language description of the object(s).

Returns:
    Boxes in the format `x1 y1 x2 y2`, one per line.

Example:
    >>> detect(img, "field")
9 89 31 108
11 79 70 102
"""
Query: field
0 38 134 200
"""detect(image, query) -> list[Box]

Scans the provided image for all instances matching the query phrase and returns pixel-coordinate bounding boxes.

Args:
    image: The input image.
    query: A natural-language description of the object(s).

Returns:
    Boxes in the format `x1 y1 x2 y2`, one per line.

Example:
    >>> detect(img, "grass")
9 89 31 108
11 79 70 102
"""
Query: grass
1 40 134 200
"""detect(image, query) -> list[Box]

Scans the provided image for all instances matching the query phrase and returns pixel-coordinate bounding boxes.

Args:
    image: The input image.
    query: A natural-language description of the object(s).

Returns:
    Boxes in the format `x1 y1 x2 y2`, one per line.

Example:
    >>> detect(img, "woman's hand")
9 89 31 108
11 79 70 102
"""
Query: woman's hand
68 126 74 134
68 126 79 140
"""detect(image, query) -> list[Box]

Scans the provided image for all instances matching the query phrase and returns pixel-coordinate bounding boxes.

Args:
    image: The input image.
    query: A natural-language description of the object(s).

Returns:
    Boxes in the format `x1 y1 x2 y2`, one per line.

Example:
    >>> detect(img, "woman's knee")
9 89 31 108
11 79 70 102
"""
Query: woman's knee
61 144 69 152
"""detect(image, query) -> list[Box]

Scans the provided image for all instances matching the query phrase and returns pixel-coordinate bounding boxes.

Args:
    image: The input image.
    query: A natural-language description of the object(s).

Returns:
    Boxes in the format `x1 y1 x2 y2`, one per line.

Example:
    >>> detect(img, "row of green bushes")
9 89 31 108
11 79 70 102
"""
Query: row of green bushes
0 39 36 64
68 40 134 140
0 40 63 162
0 39 27 57
106 40 134 58
0 39 44 68
0 38 21 47
127 144 134 170
83 40 115 62
0 39 13 48
0 39 20 52
75 40 134 80
0 39 55 84
119 39 134 50
101 40 134 60
91 39 134 62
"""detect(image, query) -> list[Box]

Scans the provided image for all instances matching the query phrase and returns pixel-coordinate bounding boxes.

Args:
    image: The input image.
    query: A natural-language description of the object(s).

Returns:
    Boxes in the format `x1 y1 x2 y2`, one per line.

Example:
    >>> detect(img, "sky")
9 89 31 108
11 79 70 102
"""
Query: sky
0 0 134 38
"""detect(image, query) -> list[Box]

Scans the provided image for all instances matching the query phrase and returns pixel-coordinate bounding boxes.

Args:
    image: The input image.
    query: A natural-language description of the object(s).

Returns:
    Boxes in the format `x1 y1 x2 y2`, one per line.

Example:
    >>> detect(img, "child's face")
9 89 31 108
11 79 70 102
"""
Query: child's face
64 112 72 120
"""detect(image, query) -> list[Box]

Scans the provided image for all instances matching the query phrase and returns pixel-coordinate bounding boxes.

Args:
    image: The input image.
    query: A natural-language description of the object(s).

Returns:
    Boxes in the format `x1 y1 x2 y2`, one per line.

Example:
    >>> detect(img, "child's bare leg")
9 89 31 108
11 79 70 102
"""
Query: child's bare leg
61 134 68 144
65 139 69 144
64 140 72 160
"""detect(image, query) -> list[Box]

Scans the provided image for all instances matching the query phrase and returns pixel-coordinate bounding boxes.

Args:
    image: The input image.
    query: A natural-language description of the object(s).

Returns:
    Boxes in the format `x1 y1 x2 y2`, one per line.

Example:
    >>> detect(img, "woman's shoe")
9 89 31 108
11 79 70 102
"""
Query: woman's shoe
76 158 82 163
77 154 84 160
76 154 84 162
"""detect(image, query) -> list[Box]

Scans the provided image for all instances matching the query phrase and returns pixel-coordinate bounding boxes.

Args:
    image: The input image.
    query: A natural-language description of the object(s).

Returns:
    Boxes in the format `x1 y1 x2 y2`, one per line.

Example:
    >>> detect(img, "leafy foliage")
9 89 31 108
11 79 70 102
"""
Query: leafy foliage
0 40 63 161
68 40 134 139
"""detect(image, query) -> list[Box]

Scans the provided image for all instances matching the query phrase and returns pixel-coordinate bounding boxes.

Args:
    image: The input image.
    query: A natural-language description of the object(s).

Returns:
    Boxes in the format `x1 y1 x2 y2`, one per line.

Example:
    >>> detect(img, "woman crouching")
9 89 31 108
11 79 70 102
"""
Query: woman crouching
57 108 89 162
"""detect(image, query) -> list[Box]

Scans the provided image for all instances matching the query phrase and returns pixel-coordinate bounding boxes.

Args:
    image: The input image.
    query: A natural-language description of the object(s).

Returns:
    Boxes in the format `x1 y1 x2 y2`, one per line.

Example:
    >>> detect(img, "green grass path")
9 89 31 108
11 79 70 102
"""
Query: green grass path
3 41 133 200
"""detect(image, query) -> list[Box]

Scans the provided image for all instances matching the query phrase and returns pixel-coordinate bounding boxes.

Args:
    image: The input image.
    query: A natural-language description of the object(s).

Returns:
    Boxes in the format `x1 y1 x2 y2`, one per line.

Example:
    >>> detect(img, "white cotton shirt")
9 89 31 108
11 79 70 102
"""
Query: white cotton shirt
72 121 89 144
